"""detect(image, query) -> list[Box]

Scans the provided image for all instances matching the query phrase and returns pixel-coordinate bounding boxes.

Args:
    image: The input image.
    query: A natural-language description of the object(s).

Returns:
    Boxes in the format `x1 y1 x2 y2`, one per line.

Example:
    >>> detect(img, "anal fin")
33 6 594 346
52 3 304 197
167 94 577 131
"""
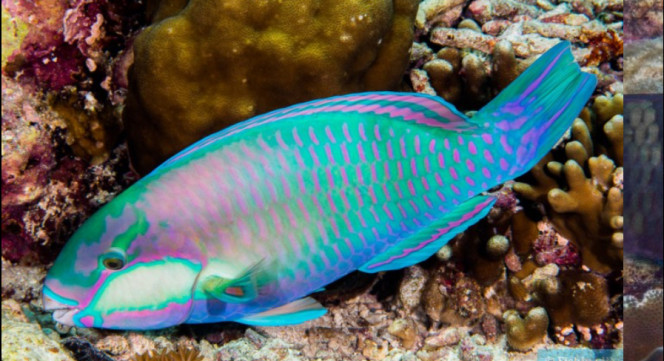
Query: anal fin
234 297 327 326
359 195 497 273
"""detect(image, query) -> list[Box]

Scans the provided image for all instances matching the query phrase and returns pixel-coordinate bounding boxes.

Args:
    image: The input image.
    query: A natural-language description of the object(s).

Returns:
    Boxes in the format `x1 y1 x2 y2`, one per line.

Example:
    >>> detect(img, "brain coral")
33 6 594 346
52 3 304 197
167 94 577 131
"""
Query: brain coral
124 0 418 174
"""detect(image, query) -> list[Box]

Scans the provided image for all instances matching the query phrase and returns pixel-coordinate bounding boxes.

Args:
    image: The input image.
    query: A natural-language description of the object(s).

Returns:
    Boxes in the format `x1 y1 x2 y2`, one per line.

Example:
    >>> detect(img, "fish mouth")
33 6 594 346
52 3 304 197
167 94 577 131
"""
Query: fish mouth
42 290 80 326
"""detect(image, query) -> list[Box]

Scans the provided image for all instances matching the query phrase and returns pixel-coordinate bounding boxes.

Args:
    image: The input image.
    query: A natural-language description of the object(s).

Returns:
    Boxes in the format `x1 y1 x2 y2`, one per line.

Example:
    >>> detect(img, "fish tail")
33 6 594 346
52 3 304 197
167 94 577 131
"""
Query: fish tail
473 41 597 177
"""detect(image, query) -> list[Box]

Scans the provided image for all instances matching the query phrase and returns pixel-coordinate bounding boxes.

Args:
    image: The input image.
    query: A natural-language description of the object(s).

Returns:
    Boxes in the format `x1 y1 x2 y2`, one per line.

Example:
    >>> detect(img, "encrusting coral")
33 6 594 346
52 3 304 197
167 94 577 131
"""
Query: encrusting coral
124 0 419 174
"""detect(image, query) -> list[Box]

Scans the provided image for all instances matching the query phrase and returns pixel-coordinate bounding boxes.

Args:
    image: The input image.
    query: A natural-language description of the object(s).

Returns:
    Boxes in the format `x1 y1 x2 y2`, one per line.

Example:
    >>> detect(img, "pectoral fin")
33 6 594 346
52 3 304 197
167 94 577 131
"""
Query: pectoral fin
235 297 327 326
202 259 266 303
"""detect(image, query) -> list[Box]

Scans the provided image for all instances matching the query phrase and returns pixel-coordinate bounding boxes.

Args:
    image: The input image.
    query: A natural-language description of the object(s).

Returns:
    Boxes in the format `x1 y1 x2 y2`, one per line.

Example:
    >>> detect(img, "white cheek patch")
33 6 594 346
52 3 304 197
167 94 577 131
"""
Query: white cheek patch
90 259 201 313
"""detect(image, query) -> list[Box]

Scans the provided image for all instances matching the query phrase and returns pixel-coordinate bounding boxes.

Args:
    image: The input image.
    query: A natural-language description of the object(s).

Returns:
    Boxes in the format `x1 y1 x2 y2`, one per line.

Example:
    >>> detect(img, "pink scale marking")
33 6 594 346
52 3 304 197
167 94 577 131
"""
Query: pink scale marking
500 134 513 154
342 123 352 143
374 124 382 141
438 153 445 168
367 186 378 204
397 203 408 218
326 193 339 213
268 208 284 235
481 133 493 144
324 144 336 165
500 158 509 171
414 135 421 155
292 127 304 147
407 180 417 196
386 140 394 159
397 161 404 179
400 137 407 158
457 135 464 145
422 194 433 208
435 173 444 186
449 167 458 180
325 126 337 143
340 190 351 209
421 177 430 191
450 184 461 195
383 204 394 220
357 142 367 163
482 167 491 178
468 141 477 155
275 130 289 150
371 141 381 161
340 167 350 187
354 188 365 207
453 149 460 163
283 203 298 228
370 163 378 183
382 184 392 201
466 159 476 172
429 139 436 153
409 200 420 214
308 126 320 145
411 158 418 177
308 145 321 167
359 123 367 141
341 143 351 164
465 176 476 186
483 149 495 164
325 168 335 189
296 198 311 222
356 210 368 227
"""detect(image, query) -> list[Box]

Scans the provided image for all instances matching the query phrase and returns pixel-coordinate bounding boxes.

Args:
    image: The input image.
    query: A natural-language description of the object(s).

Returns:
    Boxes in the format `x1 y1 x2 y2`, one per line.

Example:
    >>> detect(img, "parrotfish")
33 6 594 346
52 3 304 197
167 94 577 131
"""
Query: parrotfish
43 41 596 330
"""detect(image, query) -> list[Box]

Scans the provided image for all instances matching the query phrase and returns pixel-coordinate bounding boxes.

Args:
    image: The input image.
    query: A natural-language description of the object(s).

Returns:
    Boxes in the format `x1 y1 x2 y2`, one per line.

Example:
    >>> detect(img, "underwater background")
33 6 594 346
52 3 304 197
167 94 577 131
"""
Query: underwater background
0 0 660 360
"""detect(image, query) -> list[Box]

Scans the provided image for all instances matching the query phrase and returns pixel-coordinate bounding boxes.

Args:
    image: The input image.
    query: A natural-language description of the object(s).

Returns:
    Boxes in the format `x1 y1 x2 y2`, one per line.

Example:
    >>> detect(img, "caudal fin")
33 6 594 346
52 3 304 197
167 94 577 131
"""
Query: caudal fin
474 41 597 176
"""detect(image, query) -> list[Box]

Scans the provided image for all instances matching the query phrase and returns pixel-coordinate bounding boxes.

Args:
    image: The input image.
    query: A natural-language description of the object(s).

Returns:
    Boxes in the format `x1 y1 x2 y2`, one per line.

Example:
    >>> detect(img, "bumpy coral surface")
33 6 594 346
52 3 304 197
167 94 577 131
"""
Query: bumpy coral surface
124 0 419 174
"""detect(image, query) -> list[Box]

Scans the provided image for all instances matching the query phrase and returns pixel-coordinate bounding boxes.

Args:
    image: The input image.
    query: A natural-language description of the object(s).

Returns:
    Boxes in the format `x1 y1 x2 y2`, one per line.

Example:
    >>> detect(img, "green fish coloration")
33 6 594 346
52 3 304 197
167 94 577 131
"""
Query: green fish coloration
42 41 596 330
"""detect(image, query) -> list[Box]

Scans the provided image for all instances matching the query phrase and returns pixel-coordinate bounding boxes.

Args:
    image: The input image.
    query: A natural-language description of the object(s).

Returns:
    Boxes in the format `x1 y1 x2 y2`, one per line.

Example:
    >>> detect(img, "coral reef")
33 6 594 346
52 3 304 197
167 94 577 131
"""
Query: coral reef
624 0 663 40
124 0 419 174
1 0 142 161
1 0 627 359
624 37 663 94
2 299 76 361
132 346 204 361
1 75 136 264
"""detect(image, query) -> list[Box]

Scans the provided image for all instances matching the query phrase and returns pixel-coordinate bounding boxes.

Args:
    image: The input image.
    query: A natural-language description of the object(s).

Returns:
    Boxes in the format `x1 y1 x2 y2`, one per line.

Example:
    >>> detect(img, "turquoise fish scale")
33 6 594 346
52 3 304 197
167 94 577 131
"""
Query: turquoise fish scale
42 42 597 329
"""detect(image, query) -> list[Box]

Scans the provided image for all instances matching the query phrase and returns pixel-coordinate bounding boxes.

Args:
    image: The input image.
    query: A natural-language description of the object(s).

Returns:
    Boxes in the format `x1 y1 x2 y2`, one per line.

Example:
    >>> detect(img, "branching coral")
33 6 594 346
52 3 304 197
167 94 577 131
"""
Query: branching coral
124 0 419 174
513 94 624 274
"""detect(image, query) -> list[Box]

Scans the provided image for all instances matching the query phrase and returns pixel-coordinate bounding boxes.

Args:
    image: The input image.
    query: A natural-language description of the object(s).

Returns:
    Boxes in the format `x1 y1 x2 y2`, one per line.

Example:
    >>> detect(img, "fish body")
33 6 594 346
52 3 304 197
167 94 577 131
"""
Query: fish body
43 41 596 329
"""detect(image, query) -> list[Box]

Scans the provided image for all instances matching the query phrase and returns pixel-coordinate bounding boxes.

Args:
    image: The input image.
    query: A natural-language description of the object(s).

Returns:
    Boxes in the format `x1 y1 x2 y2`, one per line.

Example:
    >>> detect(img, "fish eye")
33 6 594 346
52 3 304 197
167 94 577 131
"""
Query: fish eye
100 248 127 270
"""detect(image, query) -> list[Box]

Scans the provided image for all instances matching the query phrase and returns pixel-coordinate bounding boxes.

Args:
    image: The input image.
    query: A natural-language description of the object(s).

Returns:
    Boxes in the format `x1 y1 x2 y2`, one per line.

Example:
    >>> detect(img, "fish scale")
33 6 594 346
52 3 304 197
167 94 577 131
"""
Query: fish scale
43 41 597 329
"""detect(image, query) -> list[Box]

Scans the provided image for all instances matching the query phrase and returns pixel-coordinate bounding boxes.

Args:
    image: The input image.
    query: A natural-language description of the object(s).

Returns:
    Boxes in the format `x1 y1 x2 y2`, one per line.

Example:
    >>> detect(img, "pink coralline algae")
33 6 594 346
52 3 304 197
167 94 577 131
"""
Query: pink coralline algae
1 76 136 264
2 0 142 91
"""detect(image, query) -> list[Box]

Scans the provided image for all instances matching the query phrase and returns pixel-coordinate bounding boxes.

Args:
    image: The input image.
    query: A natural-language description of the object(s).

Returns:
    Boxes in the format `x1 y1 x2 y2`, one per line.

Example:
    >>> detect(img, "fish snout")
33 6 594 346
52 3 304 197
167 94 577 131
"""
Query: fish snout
42 287 80 326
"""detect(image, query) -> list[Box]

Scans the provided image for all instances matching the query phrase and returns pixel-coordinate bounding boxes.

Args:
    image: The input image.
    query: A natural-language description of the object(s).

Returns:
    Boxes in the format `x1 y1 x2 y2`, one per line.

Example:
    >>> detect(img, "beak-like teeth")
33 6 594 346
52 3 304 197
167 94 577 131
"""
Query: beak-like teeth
42 290 79 326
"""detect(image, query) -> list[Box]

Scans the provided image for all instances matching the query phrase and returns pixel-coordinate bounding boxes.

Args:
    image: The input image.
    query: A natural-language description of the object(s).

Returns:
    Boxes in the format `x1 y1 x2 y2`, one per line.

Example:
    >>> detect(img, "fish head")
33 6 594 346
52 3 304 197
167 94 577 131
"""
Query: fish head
43 195 204 330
